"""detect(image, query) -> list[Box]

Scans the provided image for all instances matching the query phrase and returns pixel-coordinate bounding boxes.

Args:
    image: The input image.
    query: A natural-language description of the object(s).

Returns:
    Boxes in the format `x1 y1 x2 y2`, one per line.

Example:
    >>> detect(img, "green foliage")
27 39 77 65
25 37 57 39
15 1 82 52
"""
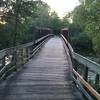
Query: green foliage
0 0 42 49
72 0 100 56
62 17 70 28
49 11 62 35
92 34 100 55
84 0 100 56
29 1 51 27
73 5 87 30
0 0 72 49
0 0 38 47
69 23 83 36
72 4 88 35
71 33 93 54
0 24 12 49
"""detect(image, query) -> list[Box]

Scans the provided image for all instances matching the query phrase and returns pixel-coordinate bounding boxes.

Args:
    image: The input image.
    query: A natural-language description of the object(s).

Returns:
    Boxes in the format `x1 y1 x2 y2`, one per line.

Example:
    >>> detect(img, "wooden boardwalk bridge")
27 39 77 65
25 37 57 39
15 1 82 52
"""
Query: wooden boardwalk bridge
0 30 100 100
0 37 83 100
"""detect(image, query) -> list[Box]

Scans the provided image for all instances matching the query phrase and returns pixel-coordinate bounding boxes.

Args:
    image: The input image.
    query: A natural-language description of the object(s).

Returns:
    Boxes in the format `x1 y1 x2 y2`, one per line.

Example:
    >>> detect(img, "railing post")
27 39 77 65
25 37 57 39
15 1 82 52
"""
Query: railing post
12 49 17 71
72 59 78 84
21 49 24 65
73 59 78 72
26 47 29 62
22 48 27 64
95 74 99 91
1 55 6 80
2 55 5 67
27 47 30 59
30 45 33 56
83 67 88 81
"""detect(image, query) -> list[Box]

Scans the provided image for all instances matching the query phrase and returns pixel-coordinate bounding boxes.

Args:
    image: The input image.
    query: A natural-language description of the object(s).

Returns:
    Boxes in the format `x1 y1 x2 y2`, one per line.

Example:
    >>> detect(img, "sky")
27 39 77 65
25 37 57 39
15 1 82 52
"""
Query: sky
42 0 80 18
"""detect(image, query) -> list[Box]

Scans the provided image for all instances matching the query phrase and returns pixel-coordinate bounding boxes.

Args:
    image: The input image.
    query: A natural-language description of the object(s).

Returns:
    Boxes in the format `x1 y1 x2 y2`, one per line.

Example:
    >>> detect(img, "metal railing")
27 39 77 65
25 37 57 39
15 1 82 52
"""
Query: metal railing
61 34 100 100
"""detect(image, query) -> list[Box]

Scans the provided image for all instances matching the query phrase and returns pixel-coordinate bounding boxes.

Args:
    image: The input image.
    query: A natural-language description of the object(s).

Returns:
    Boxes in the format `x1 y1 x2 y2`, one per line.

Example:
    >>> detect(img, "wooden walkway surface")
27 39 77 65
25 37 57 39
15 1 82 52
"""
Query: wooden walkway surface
0 37 83 100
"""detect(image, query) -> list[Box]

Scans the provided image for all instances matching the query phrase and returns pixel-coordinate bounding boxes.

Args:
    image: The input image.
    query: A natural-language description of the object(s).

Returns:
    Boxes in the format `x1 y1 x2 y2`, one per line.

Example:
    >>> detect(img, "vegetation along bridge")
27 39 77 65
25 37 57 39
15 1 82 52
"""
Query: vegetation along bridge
0 28 100 100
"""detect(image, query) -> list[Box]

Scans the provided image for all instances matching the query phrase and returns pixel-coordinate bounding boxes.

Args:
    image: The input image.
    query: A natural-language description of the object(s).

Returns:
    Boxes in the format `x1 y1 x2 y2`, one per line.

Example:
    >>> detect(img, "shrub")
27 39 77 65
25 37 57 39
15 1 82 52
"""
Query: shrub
71 32 93 54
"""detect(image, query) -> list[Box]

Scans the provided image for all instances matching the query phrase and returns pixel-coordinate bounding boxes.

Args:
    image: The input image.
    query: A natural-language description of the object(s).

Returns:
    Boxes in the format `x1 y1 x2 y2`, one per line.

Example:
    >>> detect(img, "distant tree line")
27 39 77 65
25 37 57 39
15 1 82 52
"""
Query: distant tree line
0 0 70 49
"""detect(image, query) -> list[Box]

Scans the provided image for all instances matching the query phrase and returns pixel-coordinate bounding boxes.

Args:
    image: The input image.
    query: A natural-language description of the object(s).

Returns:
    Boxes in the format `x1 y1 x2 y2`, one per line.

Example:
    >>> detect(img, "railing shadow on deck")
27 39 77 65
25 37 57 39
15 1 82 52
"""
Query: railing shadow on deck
61 34 100 100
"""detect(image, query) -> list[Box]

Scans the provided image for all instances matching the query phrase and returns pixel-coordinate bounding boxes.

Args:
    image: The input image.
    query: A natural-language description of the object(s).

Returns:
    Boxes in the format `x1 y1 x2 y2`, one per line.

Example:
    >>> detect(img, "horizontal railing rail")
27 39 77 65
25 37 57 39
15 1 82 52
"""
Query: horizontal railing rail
61 34 100 100
0 34 52 81
73 52 100 75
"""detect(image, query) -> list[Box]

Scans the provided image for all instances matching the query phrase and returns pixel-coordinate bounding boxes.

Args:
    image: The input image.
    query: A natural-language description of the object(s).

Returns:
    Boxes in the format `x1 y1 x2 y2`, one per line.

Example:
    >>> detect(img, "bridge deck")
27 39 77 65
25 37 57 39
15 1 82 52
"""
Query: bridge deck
0 37 83 100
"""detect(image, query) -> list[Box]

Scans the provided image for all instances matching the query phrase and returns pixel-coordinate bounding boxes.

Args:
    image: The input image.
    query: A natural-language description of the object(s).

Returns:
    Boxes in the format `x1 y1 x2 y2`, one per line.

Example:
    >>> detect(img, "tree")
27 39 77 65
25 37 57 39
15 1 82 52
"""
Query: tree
49 11 62 35
69 2 93 54
72 0 100 58
0 0 37 48
72 5 87 31
62 13 70 28
28 1 51 27
85 0 100 56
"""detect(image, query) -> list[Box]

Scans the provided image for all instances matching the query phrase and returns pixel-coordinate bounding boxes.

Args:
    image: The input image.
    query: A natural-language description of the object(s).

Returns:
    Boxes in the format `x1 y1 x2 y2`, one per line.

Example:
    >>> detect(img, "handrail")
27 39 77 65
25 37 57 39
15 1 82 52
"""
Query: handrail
73 69 100 99
61 34 74 53
73 52 100 75
61 34 100 100
0 34 52 81
0 34 51 59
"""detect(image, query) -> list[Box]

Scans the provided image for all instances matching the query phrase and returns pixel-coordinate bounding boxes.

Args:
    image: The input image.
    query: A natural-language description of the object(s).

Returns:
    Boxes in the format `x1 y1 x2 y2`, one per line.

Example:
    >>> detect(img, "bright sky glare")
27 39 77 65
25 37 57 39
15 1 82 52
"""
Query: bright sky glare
42 0 80 18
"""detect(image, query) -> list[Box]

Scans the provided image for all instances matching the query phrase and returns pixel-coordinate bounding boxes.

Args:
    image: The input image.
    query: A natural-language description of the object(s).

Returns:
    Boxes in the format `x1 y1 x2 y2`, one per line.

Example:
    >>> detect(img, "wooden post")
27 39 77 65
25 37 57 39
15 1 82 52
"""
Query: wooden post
73 59 78 71
12 50 16 65
95 74 99 91
21 49 24 65
30 45 33 55
26 47 29 62
2 55 5 67
23 48 25 63
72 59 78 85
12 49 17 71
83 67 88 81
1 55 6 80
29 46 32 58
